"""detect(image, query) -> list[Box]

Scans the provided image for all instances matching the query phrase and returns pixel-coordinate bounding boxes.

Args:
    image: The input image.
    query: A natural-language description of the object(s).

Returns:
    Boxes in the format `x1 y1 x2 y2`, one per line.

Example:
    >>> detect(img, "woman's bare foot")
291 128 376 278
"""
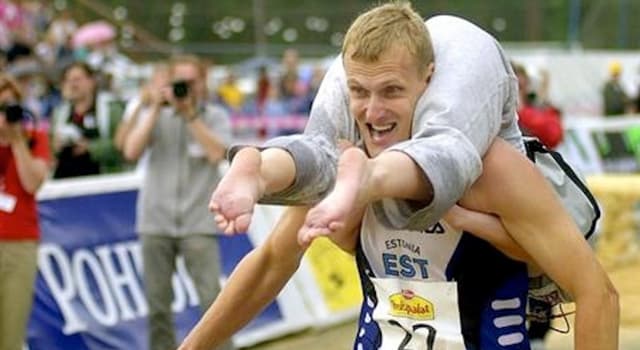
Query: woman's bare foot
298 147 372 247
209 147 265 234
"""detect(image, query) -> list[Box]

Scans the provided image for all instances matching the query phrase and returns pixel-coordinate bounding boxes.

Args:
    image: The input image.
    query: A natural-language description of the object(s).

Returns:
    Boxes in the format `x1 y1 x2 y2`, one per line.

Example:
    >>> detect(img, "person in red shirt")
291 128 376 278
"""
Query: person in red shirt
0 74 50 350
513 63 564 149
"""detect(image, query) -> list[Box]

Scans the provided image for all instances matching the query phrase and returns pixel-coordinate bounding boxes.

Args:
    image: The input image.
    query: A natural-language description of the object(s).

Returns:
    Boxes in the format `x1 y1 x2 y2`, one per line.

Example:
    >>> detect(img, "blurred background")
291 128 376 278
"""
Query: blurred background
59 0 640 59
1 1 640 349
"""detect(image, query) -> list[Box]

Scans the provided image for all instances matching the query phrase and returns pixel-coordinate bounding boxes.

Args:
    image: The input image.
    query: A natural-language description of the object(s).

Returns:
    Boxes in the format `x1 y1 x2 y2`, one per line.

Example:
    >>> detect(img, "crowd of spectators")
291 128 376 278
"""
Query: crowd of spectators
1 0 326 180
0 4 327 346
3 1 640 182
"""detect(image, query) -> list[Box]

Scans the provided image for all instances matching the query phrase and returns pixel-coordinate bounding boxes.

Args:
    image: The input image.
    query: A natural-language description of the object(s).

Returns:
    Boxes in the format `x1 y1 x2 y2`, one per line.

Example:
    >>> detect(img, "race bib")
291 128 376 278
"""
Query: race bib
371 278 465 350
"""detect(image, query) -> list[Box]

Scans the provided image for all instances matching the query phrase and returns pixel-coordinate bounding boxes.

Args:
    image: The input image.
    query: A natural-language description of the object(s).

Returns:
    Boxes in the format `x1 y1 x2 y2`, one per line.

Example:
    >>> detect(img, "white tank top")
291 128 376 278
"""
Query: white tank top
359 205 462 282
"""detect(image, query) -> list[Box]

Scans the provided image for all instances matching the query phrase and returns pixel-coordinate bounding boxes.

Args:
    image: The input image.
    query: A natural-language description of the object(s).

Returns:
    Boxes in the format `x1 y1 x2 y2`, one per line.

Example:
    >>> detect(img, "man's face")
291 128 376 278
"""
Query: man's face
172 63 204 100
62 67 95 102
345 46 430 157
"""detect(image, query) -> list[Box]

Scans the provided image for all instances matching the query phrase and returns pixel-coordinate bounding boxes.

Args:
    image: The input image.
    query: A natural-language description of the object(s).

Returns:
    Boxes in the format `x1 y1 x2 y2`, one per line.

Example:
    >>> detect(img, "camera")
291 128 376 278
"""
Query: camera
2 104 25 123
172 80 190 99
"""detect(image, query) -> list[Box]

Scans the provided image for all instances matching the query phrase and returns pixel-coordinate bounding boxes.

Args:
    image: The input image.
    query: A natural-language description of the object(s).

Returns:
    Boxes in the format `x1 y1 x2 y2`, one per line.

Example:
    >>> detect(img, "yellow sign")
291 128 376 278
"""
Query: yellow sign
389 289 434 320
305 237 363 312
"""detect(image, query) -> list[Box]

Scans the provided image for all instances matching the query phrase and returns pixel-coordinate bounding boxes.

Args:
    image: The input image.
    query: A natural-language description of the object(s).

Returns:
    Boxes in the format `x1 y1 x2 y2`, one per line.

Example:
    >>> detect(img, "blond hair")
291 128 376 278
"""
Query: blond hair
342 1 433 74
169 54 207 77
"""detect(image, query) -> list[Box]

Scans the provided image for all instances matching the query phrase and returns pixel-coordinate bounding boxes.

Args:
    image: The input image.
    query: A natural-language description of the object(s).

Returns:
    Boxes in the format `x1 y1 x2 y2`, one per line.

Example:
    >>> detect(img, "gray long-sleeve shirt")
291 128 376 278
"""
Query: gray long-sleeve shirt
137 104 233 236
239 15 524 230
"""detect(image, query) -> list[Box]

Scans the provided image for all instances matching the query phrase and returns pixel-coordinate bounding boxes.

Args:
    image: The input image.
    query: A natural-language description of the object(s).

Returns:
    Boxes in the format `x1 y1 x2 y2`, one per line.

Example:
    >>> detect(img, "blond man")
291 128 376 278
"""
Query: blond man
206 2 618 349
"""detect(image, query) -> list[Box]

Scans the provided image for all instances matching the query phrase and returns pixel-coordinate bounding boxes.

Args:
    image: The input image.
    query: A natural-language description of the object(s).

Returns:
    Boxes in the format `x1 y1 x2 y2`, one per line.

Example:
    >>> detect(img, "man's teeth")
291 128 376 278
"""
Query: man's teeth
370 124 394 132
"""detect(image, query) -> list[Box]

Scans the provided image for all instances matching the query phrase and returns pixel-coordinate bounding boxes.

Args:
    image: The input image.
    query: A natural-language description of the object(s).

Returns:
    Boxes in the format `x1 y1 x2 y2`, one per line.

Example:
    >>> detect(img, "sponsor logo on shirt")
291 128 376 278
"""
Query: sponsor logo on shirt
423 222 445 234
389 289 434 320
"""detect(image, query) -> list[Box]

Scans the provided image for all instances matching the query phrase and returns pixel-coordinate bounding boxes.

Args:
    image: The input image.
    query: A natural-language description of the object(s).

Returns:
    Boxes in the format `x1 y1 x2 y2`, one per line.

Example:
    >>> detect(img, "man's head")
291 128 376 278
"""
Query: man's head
61 62 97 104
342 1 434 157
169 55 207 102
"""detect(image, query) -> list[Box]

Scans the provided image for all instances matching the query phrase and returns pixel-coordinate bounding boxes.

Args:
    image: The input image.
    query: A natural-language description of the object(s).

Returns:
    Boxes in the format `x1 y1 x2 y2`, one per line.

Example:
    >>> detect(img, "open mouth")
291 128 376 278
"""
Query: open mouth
367 122 396 142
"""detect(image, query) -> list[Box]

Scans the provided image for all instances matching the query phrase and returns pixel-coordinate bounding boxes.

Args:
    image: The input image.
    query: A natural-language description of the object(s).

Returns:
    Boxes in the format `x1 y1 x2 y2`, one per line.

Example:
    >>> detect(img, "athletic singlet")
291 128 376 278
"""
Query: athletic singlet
355 206 531 350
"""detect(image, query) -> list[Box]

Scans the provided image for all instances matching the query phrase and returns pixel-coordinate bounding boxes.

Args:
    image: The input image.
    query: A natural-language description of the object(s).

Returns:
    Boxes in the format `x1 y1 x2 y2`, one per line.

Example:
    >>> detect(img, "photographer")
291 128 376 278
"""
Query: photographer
51 62 123 178
0 74 50 350
122 55 234 350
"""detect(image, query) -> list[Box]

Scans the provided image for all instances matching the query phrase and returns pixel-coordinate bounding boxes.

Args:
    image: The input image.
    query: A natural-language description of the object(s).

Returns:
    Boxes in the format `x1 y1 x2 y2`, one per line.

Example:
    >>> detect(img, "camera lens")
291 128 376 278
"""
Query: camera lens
172 81 189 99
4 104 24 123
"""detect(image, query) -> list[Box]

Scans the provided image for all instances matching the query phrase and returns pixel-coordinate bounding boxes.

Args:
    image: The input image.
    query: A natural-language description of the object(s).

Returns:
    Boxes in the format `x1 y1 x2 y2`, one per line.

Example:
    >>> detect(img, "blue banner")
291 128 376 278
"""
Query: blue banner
27 187 284 350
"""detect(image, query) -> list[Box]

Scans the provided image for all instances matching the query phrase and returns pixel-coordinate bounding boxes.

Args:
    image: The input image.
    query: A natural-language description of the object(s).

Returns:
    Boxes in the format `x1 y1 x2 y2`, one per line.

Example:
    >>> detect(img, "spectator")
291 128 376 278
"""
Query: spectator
0 0 35 49
278 48 308 112
46 9 76 49
0 73 50 350
6 58 46 119
216 69 244 112
513 63 563 149
51 61 123 178
635 64 640 114
255 65 270 114
602 60 631 116
122 55 234 350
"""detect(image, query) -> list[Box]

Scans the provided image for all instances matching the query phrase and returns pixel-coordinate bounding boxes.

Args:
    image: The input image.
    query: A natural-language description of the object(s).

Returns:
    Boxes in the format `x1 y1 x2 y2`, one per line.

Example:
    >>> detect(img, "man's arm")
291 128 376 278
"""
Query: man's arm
114 99 142 152
179 206 308 350
10 128 49 194
122 104 161 162
184 195 364 349
461 138 619 350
